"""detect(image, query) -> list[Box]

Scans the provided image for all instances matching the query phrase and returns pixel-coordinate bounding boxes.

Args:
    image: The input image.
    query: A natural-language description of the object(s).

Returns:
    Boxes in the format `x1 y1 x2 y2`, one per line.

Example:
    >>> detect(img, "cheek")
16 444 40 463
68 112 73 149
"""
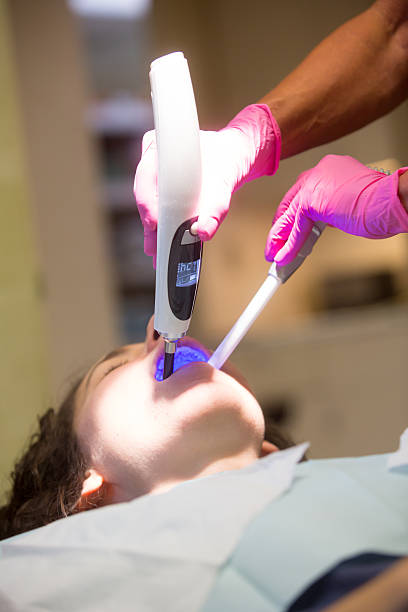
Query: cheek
79 374 159 463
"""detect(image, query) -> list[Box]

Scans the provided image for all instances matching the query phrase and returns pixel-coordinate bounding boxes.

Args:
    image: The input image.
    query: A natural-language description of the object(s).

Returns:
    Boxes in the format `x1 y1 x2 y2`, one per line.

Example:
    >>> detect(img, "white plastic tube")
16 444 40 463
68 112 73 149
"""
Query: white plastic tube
208 223 325 370
207 272 281 370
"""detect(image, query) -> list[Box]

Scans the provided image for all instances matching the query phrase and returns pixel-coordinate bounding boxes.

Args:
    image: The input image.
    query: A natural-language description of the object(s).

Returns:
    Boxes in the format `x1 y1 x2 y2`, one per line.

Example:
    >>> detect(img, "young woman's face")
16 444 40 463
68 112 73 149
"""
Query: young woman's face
74 317 265 502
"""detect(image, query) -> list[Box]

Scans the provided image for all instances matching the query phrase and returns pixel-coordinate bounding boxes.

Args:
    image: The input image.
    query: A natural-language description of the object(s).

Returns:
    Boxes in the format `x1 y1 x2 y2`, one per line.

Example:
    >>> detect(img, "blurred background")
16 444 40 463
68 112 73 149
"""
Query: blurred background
1 0 408 498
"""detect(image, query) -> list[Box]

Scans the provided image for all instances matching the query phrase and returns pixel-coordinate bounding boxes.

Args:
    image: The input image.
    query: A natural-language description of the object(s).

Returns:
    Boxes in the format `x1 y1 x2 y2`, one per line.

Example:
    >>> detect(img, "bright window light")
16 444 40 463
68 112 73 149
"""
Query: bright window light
68 0 151 19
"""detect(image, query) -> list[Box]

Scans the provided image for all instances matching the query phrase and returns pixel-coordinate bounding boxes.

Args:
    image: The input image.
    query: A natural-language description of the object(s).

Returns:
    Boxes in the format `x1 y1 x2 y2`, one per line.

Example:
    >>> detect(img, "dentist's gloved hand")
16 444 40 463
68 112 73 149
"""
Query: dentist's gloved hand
134 104 281 263
265 155 408 266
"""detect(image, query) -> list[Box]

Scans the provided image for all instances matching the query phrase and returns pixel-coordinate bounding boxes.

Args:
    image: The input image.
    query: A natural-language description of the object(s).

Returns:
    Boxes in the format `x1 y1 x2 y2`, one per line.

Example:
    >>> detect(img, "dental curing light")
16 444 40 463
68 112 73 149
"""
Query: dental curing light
208 222 325 370
150 52 203 379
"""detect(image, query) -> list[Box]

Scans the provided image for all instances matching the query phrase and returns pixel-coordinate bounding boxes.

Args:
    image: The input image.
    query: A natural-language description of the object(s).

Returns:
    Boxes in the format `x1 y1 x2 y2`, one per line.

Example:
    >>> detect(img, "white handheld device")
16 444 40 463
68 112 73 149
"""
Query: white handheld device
208 222 325 370
150 52 203 378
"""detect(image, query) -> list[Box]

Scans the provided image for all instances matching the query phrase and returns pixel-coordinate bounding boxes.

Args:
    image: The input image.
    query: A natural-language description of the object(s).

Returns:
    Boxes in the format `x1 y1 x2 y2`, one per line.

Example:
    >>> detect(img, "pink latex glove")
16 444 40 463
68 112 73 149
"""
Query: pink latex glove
265 155 408 266
134 104 281 264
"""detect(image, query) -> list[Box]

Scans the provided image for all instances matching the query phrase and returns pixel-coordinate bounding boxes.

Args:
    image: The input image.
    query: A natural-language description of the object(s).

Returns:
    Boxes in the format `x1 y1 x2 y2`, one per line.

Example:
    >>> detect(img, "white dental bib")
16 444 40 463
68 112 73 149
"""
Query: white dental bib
0 444 307 611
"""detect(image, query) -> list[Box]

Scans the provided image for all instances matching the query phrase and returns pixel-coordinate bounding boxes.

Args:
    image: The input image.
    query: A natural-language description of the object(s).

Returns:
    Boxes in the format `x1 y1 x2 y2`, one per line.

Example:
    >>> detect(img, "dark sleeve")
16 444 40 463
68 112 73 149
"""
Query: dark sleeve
286 552 403 612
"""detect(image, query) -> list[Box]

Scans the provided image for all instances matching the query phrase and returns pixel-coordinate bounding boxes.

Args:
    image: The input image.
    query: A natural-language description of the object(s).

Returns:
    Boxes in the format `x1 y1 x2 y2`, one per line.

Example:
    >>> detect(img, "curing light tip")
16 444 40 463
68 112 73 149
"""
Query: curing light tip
163 341 176 379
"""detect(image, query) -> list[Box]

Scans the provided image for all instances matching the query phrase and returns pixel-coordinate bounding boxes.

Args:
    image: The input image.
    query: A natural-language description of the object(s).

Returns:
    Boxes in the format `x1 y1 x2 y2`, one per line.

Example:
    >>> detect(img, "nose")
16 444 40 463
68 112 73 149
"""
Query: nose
145 315 162 353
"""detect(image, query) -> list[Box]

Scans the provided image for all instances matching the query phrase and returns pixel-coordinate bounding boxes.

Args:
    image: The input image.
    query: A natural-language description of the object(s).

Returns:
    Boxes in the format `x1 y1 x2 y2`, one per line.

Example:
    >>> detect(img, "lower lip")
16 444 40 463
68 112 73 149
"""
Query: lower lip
155 345 209 381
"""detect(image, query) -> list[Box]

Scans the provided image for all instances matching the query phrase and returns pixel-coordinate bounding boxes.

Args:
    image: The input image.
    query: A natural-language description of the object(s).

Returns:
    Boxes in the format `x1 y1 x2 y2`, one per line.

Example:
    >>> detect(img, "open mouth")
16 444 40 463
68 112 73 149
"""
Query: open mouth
155 344 209 381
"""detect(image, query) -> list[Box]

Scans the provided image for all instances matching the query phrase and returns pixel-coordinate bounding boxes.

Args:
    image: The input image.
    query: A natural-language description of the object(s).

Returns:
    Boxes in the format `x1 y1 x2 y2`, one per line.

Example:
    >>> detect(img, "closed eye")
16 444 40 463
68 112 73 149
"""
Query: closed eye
100 360 129 383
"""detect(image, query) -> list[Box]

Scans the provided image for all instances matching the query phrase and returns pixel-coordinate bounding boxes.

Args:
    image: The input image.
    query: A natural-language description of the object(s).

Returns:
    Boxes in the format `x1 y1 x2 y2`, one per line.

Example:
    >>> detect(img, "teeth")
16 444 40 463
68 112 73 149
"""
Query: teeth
155 345 208 381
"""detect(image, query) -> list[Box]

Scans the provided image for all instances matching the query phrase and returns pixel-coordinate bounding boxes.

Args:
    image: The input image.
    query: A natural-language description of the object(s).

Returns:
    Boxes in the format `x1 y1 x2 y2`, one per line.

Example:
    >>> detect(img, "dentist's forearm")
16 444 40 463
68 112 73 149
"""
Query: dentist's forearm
260 0 408 159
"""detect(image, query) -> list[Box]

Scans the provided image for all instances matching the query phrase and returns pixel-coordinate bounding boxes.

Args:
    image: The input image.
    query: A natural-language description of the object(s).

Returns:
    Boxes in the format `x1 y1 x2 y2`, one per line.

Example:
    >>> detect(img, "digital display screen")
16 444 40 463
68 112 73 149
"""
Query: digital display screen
176 259 200 287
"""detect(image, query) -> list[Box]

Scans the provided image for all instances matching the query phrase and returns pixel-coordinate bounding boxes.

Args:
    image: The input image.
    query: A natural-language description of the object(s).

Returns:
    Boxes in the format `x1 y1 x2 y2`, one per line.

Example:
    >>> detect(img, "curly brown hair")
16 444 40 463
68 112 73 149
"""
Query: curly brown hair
0 380 89 540
0 373 301 541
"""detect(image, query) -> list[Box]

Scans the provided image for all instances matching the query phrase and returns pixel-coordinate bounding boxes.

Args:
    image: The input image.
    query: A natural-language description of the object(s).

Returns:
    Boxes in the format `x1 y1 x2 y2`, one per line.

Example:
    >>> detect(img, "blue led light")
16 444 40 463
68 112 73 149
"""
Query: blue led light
155 345 208 381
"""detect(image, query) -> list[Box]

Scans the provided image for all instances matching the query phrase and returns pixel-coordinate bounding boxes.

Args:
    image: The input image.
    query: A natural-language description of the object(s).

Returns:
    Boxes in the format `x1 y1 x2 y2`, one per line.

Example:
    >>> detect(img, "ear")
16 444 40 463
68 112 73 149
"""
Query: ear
76 469 105 511
260 440 279 457
81 468 104 496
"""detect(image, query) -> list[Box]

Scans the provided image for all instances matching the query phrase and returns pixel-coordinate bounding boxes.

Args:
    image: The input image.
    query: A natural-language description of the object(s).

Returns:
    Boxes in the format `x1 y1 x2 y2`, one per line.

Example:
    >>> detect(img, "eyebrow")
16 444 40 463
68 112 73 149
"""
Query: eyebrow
84 346 130 392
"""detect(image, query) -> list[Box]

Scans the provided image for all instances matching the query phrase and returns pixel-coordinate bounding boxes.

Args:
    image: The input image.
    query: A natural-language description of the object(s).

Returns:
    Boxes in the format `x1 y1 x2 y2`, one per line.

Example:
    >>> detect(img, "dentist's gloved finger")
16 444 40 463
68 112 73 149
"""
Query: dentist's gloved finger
195 183 232 241
141 130 155 154
271 171 309 226
136 203 158 233
144 228 157 257
264 233 287 262
134 171 158 231
265 181 305 260
264 203 298 261
134 135 159 231
195 216 220 241
273 206 314 266
271 179 303 225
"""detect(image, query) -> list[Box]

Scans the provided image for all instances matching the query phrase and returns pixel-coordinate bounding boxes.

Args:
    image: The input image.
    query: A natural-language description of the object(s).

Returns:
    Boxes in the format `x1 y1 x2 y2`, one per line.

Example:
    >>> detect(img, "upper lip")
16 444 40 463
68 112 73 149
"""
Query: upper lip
177 337 211 359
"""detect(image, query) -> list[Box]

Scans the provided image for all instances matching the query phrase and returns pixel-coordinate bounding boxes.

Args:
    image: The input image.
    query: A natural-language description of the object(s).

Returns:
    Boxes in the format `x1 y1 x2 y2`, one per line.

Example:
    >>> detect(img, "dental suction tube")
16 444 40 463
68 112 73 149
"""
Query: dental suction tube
150 53 203 378
208 223 325 370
